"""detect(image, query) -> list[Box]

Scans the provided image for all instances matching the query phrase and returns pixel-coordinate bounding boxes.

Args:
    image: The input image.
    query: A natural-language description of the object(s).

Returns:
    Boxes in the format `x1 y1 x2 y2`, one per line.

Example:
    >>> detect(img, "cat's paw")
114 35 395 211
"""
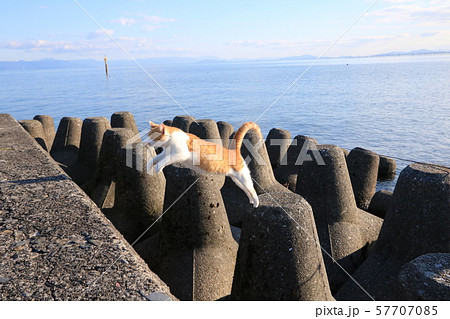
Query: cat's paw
253 200 259 208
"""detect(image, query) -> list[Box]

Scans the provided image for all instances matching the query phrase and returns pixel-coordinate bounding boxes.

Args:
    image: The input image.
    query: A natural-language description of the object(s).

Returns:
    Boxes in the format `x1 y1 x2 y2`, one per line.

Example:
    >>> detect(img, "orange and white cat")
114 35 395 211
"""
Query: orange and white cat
144 121 262 207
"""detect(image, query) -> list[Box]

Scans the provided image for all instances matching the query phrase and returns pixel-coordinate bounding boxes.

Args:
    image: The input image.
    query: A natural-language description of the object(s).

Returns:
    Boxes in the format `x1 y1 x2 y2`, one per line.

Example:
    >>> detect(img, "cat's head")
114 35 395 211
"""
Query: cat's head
146 121 170 147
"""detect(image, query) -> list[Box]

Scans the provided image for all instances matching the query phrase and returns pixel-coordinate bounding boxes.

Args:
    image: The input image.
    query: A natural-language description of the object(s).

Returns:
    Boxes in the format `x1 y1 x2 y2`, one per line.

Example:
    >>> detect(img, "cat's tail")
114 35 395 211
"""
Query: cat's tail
232 122 263 153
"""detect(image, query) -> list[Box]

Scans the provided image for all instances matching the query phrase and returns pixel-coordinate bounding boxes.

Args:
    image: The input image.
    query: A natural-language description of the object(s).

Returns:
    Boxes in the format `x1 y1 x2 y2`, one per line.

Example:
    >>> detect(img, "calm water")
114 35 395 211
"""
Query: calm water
1 56 449 190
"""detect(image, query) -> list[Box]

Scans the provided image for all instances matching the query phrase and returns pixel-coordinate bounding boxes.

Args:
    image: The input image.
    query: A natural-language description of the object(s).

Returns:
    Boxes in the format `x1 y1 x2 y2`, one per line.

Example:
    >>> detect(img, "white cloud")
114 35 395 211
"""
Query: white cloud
369 1 450 25
228 39 329 49
143 25 162 32
381 0 414 3
0 32 190 59
142 15 175 24
110 17 137 26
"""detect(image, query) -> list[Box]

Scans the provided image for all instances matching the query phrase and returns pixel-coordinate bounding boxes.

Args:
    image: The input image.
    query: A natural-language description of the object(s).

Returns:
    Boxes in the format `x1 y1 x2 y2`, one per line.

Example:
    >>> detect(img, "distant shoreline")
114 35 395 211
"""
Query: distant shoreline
1 49 450 71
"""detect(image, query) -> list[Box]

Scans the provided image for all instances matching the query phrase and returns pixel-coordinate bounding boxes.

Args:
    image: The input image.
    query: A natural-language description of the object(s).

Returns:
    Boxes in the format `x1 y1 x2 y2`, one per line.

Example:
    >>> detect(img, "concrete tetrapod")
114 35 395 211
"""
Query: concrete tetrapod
33 115 56 151
172 115 196 132
231 191 334 300
19 120 47 151
265 128 291 170
346 147 380 210
221 129 289 226
274 135 318 192
111 111 139 135
157 165 238 300
87 128 135 209
295 145 383 293
104 145 166 243
336 163 450 300
189 119 221 140
66 117 111 187
378 155 397 181
395 253 450 301
217 121 234 147
50 117 82 167
368 189 393 218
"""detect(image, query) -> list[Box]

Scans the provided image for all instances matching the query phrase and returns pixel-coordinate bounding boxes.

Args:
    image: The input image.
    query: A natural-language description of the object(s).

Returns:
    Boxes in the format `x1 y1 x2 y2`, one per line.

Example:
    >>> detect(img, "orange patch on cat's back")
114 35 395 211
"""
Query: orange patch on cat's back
185 133 245 173
165 125 182 134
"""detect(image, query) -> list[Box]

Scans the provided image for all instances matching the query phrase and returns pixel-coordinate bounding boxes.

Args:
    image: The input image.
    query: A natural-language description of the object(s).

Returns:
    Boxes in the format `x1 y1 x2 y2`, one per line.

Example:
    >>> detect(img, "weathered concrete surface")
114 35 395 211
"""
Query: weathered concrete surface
0 114 175 300
231 191 333 301
295 145 382 293
217 121 234 147
50 117 82 168
33 115 56 151
274 135 318 192
346 147 380 211
157 165 237 301
395 253 450 301
378 155 396 181
265 128 291 170
336 163 450 300
111 111 139 136
368 189 393 219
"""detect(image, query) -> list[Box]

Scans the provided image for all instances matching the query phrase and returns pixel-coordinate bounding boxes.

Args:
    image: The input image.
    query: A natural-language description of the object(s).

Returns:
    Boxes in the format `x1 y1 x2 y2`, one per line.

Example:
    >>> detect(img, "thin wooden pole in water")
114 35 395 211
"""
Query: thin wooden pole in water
104 56 109 77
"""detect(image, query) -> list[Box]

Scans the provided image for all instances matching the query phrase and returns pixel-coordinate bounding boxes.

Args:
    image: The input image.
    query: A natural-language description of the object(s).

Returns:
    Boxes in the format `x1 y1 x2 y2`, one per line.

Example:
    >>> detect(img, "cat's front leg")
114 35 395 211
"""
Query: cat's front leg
154 154 176 173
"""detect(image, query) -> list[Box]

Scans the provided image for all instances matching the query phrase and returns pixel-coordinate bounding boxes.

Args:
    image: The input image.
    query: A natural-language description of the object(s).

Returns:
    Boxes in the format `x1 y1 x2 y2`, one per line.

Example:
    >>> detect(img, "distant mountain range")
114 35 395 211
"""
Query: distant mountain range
1 49 449 71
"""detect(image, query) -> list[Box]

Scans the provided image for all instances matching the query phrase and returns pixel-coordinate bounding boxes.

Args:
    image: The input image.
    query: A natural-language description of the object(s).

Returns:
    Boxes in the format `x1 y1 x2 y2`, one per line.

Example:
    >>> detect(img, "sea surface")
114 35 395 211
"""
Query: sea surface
1 55 449 190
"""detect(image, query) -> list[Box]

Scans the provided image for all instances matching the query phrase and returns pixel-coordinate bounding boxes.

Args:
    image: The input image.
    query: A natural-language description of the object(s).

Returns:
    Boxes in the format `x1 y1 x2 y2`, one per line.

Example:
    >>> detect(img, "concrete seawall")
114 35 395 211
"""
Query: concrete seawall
0 114 176 300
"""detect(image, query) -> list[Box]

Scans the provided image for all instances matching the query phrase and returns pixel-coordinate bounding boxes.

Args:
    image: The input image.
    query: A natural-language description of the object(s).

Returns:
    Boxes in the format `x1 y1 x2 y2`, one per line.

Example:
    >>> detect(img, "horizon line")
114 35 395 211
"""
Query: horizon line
1 49 450 65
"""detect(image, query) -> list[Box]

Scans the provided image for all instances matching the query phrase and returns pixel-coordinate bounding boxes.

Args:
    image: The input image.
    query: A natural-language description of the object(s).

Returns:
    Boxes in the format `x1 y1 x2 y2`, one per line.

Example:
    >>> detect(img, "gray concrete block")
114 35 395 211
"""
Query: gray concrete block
19 119 47 151
217 121 234 147
172 115 196 132
368 189 393 218
265 128 291 169
274 135 318 192
378 155 397 181
33 115 56 151
66 117 111 187
111 111 139 135
346 147 380 210
295 144 376 292
104 145 166 243
50 117 82 167
395 253 450 301
158 165 237 300
231 191 333 300
336 163 450 300
87 128 135 209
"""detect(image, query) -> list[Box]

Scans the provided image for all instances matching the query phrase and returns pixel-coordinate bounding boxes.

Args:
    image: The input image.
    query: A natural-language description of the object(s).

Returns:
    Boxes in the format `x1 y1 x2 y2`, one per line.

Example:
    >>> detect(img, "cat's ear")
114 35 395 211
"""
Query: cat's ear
149 121 158 128
159 124 166 134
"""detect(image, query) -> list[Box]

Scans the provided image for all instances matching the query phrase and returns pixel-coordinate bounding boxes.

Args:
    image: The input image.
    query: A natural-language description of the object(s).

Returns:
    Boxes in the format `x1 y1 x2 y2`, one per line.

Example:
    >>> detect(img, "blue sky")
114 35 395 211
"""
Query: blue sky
1 0 449 61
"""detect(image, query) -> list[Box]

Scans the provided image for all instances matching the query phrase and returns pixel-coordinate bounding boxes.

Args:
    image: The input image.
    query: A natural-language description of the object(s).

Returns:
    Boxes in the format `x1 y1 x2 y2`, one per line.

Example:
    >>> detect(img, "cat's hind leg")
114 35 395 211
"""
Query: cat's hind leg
230 175 254 205
232 168 259 208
